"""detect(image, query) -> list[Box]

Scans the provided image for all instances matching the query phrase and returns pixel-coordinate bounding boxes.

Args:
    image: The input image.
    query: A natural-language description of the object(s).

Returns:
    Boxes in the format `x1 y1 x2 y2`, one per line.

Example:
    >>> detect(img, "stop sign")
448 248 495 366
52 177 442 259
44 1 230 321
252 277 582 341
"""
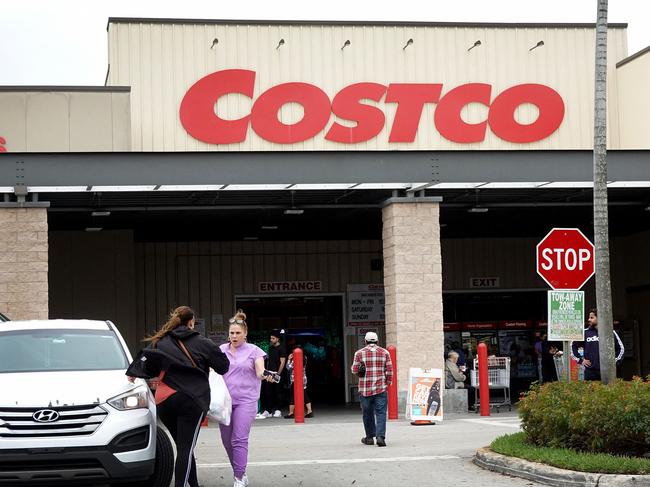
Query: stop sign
536 228 595 290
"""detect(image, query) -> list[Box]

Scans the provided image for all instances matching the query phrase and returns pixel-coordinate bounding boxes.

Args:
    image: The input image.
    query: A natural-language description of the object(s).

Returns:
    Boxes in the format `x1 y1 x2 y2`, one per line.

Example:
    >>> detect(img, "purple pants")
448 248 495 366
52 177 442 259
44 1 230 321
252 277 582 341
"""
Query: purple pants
218 401 257 479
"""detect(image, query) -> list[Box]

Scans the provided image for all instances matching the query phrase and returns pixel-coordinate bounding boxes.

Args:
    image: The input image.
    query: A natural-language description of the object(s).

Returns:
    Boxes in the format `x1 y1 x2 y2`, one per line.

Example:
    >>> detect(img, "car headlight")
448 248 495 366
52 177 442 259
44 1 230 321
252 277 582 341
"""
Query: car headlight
107 386 150 411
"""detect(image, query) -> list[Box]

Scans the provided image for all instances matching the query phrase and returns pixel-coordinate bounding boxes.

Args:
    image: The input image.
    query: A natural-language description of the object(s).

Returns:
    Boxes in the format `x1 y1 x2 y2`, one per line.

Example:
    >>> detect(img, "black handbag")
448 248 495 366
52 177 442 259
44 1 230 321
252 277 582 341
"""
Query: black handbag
125 349 157 378
357 361 366 378
125 345 175 379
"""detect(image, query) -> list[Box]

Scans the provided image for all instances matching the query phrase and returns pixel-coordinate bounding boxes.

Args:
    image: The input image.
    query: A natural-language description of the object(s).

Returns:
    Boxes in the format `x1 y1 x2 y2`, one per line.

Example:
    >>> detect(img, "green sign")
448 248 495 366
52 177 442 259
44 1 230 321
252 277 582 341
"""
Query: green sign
548 291 585 341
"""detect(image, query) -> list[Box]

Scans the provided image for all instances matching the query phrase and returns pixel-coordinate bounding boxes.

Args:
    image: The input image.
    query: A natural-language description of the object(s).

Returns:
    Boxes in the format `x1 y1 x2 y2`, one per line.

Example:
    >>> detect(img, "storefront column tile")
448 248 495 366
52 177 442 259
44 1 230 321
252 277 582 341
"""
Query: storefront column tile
382 199 444 408
0 208 49 321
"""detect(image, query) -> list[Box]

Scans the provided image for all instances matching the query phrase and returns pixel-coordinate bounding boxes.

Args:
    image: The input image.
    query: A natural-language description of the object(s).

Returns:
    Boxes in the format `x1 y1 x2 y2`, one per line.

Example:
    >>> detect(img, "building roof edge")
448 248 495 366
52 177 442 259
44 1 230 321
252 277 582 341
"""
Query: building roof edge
616 45 650 68
0 86 131 93
106 17 628 29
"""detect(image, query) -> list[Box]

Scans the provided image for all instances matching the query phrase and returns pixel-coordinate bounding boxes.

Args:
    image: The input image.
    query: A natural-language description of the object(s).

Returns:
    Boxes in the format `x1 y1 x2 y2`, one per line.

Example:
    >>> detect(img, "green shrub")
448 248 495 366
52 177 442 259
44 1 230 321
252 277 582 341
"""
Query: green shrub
491 432 650 474
519 378 650 456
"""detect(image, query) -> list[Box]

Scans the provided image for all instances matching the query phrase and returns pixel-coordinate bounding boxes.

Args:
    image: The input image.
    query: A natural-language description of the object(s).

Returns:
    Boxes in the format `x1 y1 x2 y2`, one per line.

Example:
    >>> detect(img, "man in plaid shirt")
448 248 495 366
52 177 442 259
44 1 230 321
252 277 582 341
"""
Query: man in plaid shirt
351 331 393 447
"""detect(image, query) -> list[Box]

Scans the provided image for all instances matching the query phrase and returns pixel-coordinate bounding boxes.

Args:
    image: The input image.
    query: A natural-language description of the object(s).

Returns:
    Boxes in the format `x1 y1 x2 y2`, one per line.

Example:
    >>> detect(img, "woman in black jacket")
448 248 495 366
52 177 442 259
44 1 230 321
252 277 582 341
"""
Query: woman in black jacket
127 306 229 487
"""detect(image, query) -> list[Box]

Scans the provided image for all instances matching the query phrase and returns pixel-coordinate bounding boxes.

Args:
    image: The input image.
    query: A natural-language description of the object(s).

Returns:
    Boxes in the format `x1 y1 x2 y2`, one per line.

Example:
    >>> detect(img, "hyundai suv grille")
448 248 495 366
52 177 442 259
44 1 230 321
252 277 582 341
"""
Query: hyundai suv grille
0 405 108 437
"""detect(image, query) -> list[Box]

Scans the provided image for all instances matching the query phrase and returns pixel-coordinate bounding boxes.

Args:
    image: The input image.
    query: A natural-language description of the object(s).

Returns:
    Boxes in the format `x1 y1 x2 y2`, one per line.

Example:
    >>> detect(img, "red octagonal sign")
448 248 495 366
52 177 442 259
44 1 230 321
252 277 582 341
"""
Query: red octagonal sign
536 228 595 290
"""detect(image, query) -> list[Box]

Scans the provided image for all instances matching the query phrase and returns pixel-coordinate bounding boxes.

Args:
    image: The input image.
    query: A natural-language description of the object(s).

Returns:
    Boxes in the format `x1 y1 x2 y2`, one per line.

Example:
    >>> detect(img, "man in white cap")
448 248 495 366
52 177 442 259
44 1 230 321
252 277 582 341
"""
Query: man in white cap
351 331 393 447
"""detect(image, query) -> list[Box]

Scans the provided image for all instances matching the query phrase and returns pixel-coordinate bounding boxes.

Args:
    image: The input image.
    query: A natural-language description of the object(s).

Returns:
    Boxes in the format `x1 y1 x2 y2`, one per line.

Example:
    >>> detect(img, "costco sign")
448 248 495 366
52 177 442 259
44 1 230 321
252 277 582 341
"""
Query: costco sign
180 69 565 145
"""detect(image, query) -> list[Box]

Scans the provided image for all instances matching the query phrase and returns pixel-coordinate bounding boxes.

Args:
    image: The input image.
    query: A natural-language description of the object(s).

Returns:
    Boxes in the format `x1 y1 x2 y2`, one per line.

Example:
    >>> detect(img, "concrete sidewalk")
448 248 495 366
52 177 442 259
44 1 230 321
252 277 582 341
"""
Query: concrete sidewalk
192 407 538 487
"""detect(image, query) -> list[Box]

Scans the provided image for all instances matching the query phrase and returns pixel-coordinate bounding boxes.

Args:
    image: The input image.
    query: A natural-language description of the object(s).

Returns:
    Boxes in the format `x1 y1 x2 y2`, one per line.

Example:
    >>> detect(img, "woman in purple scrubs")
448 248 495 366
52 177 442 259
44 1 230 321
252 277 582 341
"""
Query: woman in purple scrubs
219 309 268 487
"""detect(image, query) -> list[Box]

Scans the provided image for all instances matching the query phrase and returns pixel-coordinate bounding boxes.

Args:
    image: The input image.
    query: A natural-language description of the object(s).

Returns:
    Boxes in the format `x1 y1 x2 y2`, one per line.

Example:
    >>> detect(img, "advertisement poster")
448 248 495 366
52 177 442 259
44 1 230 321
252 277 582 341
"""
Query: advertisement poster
548 290 585 341
406 368 443 422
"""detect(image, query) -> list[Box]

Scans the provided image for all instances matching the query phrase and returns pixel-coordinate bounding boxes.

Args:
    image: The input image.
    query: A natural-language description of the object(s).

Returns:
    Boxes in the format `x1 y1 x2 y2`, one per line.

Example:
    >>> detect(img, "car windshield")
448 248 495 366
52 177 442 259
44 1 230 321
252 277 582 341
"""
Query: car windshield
0 329 128 373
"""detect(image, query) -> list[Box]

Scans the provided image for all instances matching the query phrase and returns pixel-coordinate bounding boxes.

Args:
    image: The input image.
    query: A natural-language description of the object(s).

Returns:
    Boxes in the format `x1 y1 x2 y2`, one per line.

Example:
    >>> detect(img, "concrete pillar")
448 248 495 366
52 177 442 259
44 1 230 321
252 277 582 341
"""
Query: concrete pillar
0 207 49 320
382 197 444 406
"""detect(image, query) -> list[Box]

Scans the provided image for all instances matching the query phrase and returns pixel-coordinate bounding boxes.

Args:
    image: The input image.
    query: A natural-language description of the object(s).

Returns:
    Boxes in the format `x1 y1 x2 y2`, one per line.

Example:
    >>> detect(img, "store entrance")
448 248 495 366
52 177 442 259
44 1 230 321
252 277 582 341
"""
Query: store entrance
234 295 346 405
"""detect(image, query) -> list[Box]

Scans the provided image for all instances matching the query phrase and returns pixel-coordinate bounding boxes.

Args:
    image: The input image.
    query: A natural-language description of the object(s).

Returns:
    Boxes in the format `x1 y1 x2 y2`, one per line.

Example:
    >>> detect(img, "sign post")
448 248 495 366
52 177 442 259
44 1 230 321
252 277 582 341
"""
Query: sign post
536 228 595 381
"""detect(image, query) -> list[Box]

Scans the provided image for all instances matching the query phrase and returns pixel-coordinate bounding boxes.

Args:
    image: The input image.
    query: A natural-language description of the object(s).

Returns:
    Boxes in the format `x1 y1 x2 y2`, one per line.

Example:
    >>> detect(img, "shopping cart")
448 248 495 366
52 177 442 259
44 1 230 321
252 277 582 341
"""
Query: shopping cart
470 356 512 412
553 353 566 381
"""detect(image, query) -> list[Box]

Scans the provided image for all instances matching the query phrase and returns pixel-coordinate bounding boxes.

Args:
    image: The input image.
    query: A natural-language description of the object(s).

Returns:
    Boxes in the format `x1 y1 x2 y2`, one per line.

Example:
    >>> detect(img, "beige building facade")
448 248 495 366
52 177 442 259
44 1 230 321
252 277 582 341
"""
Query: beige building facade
0 88 130 153
616 47 650 149
106 21 630 151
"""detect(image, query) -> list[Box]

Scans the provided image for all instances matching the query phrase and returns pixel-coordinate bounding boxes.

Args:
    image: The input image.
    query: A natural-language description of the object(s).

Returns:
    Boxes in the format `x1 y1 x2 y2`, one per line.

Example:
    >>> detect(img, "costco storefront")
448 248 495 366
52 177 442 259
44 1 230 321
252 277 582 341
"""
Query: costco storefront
1 19 649 403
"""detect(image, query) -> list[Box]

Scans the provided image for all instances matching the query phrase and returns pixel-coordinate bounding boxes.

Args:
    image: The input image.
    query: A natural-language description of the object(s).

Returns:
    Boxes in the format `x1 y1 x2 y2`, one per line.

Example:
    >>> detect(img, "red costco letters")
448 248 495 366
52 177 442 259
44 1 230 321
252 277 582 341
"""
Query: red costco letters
180 69 565 146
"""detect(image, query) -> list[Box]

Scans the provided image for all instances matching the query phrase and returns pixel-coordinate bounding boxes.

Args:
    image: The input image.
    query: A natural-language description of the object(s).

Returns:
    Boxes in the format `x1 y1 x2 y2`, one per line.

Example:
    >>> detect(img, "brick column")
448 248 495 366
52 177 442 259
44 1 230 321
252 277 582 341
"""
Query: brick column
0 208 49 320
382 197 444 406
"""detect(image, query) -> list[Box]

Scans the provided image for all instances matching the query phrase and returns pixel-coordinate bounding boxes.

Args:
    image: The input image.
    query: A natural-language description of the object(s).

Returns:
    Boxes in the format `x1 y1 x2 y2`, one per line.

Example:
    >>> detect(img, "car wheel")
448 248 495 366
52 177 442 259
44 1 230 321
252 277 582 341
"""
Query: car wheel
116 426 174 487
149 426 174 486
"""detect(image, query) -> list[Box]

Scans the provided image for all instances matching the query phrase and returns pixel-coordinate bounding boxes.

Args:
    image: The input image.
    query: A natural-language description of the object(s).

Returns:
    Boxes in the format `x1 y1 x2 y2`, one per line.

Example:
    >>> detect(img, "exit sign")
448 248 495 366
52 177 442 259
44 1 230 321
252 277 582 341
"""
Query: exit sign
470 277 500 288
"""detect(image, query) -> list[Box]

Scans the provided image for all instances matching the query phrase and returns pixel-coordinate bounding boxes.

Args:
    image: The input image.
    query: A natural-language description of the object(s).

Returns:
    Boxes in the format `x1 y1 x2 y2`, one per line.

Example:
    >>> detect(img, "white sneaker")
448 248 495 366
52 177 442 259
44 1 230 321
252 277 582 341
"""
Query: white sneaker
254 413 266 420
272 410 281 418
261 410 272 418
242 473 249 486
233 477 246 487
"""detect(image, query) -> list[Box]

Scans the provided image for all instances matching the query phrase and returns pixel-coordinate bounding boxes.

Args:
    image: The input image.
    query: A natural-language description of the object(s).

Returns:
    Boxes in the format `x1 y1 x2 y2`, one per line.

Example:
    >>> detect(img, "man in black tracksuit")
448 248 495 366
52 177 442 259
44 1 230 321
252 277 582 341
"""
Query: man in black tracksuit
571 308 624 381
261 329 286 417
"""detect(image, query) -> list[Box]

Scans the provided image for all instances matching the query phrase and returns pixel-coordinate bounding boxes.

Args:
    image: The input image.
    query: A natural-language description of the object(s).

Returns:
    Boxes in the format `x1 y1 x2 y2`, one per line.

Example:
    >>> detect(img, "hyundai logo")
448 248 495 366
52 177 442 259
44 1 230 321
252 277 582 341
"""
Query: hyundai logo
33 409 60 423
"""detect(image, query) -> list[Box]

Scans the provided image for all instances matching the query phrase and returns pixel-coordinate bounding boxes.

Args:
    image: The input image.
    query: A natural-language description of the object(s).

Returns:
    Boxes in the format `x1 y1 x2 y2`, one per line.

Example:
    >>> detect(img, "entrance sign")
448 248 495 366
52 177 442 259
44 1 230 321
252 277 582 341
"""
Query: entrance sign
180 69 565 146
536 228 595 290
406 368 443 422
548 291 585 341
258 281 322 292
347 284 385 326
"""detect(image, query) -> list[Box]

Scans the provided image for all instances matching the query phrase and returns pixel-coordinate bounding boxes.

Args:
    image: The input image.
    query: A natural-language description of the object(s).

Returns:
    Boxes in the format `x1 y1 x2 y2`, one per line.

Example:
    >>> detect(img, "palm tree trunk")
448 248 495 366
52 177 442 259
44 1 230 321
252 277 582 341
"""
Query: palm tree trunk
593 0 616 384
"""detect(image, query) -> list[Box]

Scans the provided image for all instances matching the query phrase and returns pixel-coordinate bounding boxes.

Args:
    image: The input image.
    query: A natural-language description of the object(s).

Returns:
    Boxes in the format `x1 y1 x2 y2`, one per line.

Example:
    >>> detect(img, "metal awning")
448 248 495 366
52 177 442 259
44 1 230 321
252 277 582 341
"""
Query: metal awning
1 150 649 192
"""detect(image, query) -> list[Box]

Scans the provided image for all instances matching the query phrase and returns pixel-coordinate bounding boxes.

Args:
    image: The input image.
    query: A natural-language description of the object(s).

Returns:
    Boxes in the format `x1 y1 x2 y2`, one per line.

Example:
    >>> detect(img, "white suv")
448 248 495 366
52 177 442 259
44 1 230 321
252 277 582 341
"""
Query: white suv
0 319 173 485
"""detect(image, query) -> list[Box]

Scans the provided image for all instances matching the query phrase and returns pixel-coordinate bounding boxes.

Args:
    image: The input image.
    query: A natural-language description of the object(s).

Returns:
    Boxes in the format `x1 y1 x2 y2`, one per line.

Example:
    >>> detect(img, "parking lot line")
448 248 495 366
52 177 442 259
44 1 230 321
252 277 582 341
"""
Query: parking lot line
459 418 521 429
198 455 461 468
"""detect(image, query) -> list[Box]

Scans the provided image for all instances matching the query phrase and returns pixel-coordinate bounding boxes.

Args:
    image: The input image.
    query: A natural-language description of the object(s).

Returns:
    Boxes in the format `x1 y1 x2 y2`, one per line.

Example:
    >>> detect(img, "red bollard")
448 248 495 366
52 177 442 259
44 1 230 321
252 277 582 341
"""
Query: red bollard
477 343 490 416
570 356 579 382
292 347 305 424
387 345 398 420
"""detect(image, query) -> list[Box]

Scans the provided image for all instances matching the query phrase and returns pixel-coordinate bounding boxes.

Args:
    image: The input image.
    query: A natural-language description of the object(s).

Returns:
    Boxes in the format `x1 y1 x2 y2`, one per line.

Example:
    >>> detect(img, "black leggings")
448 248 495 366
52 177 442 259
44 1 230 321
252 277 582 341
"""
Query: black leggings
157 392 204 487
262 381 282 412
288 387 311 405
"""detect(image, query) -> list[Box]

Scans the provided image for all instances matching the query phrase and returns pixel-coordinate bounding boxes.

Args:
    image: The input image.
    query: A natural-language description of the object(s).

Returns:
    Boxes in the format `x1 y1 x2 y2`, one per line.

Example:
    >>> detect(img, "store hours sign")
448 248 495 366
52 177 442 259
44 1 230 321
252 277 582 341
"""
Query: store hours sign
347 284 385 326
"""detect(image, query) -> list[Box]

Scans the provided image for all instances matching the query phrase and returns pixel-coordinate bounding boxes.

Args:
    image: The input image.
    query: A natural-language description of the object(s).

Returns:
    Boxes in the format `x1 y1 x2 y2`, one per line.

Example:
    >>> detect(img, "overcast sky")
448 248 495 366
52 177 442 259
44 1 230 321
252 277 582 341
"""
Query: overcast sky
1 0 649 85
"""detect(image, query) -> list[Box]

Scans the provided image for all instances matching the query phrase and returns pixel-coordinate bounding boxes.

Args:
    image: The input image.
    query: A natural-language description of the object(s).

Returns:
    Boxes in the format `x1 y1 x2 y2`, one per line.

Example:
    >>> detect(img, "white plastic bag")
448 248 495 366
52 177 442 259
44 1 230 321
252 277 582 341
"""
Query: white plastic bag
207 369 232 426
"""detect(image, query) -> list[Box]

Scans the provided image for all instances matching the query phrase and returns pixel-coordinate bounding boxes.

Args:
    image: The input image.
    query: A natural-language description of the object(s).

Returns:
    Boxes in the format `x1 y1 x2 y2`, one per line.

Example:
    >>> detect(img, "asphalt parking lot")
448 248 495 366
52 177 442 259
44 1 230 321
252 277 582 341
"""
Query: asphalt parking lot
183 407 536 487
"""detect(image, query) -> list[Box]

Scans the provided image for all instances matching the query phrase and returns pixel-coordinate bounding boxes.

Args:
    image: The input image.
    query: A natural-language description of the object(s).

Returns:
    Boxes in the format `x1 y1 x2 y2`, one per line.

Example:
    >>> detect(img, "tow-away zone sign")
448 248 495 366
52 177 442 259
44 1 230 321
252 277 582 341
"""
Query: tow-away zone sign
547 290 585 341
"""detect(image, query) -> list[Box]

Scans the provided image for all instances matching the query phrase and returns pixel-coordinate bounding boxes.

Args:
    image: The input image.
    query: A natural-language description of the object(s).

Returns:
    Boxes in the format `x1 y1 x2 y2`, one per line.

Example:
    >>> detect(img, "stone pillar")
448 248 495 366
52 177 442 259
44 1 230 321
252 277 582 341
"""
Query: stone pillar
382 197 444 406
0 208 49 320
